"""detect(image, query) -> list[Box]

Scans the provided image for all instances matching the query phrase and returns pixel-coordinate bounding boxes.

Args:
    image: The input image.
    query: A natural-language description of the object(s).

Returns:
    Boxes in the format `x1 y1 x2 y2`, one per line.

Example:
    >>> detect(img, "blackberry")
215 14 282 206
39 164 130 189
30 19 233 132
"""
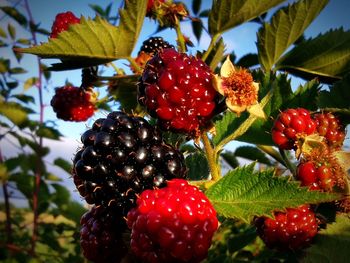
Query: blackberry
139 37 174 55
138 48 218 135
72 111 187 217
80 205 127 263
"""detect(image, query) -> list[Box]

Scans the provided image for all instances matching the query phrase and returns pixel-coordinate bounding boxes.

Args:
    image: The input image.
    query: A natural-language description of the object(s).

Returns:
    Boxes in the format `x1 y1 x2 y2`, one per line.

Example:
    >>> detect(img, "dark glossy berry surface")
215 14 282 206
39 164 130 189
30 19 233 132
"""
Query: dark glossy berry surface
140 37 174 55
72 111 187 217
255 205 318 251
271 108 316 150
50 86 95 122
127 179 218 263
50 11 80 38
80 206 127 263
313 112 345 148
138 49 218 134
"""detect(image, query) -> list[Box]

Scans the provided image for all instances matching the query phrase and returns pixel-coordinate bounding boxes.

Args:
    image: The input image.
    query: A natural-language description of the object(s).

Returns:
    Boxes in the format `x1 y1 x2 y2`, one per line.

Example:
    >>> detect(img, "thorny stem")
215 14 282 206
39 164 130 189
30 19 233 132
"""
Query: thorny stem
201 33 220 62
24 0 44 256
201 132 221 182
174 16 186 52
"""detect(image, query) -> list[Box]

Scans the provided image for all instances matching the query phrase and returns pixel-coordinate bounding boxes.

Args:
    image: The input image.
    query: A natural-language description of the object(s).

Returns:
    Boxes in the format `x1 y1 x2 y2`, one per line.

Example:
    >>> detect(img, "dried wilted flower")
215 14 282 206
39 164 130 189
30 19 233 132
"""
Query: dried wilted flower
214 56 265 118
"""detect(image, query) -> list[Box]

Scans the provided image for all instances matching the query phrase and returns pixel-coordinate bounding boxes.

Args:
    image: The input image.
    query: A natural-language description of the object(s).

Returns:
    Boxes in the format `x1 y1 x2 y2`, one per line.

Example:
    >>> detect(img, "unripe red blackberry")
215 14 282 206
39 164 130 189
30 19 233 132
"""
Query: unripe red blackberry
297 161 335 191
72 111 187 217
127 179 218 263
80 206 127 263
50 85 96 122
140 37 174 55
50 11 80 38
313 112 346 148
138 48 219 135
255 205 318 251
271 108 316 150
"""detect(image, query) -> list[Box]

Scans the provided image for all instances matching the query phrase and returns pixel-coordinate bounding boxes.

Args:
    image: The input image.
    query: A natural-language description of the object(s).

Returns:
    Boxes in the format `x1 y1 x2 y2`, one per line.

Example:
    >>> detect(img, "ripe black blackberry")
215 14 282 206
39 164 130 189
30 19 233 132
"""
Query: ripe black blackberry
72 111 187 217
139 36 174 55
80 205 127 263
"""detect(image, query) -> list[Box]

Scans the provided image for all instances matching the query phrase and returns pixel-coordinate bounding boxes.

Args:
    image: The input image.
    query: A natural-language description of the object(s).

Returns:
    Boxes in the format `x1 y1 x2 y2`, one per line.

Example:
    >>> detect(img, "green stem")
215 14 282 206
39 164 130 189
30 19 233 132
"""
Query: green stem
127 57 142 74
201 132 221 182
201 33 220 62
109 62 124 75
174 17 186 52
215 89 273 153
279 149 296 176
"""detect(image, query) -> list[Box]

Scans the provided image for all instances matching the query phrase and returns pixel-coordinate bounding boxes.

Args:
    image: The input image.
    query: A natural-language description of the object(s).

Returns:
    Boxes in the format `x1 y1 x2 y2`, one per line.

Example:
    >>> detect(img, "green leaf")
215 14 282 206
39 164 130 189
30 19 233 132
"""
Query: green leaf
192 0 202 15
236 53 259 68
192 20 203 43
235 146 271 165
185 153 210 180
0 6 28 26
0 101 28 125
9 67 26 74
16 38 31 45
53 158 72 174
317 74 350 114
257 0 328 71
205 164 341 222
0 58 10 73
117 0 147 55
108 74 142 112
0 27 7 38
276 28 350 84
12 94 35 104
285 79 320 110
208 0 285 35
221 151 239 169
89 4 106 17
302 215 350 263
7 23 16 40
18 0 147 70
23 77 38 91
204 37 225 70
51 183 70 208
36 125 62 140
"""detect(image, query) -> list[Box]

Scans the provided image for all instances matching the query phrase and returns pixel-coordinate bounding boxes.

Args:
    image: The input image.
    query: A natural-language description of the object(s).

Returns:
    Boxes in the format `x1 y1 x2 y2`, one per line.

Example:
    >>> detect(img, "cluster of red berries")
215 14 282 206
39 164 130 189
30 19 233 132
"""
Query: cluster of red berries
50 11 80 39
138 48 218 134
256 108 347 251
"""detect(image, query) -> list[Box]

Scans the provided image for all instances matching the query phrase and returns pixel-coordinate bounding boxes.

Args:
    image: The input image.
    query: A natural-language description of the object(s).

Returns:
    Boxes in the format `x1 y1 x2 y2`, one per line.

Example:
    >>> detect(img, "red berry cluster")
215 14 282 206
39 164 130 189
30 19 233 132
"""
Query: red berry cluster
255 205 318 251
50 11 80 38
138 48 218 134
271 108 316 150
127 179 219 263
50 85 96 122
313 112 345 148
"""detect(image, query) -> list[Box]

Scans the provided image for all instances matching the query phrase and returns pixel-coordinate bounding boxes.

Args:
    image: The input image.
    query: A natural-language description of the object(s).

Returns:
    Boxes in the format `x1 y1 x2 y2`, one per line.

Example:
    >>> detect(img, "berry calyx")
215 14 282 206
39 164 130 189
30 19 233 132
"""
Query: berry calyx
313 112 346 148
72 111 187 217
255 205 318 251
50 85 96 122
138 48 219 135
127 179 218 263
272 108 317 150
80 206 127 263
50 11 80 39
